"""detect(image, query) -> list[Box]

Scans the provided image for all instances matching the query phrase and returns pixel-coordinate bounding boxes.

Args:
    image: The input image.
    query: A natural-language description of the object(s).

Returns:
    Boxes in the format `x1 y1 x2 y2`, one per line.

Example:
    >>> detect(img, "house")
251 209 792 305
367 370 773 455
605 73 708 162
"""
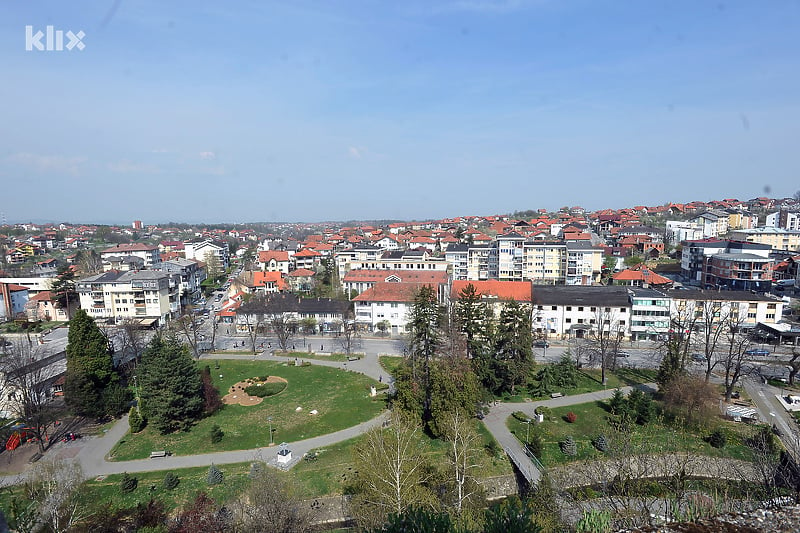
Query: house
257 251 291 274
253 271 287 293
612 265 673 288
26 291 77 321
292 248 322 271
342 269 449 301
156 258 207 306
102 255 145 272
728 228 800 252
0 283 30 322
286 268 316 293
184 239 230 269
235 294 350 335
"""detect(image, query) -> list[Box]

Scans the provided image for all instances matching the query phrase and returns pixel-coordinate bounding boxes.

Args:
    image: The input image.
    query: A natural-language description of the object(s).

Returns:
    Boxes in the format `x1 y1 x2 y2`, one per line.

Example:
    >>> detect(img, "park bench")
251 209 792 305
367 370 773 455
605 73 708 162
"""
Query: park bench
347 356 359 362
149 450 169 458
550 392 563 399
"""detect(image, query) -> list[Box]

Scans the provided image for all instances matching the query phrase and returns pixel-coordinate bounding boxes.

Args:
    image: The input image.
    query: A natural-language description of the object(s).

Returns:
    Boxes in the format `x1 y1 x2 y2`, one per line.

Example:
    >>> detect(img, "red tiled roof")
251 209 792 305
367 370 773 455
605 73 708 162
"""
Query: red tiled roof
288 268 315 277
30 291 53 301
451 280 532 302
612 266 672 285
101 243 157 253
253 271 287 291
294 248 322 258
258 250 289 263
343 269 449 284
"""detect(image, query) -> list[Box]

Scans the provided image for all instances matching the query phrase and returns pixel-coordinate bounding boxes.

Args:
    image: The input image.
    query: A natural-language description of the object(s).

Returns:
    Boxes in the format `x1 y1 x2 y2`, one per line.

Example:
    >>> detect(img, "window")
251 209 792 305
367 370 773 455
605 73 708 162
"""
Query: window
565 318 572 323
566 306 572 311
591 307 596 312
578 306 584 311
551 306 557 311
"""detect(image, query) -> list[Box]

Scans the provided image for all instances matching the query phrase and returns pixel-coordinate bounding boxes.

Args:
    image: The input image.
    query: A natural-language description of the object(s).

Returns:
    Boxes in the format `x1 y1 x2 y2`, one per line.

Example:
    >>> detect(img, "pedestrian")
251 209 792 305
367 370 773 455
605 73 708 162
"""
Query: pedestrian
268 342 271 349
379 375 382 382
321 344 324 351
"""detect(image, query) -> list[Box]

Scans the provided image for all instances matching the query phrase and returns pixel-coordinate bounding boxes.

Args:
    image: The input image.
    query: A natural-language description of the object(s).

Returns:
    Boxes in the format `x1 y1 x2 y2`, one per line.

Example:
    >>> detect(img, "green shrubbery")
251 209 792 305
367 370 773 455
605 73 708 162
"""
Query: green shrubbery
243 381 287 397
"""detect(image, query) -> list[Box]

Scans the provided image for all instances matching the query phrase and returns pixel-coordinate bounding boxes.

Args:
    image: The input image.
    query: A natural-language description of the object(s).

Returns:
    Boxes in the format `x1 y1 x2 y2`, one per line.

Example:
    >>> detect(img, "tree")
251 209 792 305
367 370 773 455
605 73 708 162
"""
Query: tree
204 250 223 284
171 308 204 359
25 459 87 533
696 300 730 382
492 300 534 395
0 339 64 453
351 412 435 530
64 308 118 417
48 265 76 320
238 295 297 352
337 306 361 355
171 492 229 533
656 302 697 388
200 365 222 415
720 313 754 400
588 307 624 385
112 317 150 373
231 467 312 533
73 249 102 275
406 285 443 421
440 410 484 516
137 334 203 434
453 283 492 360
661 374 718 429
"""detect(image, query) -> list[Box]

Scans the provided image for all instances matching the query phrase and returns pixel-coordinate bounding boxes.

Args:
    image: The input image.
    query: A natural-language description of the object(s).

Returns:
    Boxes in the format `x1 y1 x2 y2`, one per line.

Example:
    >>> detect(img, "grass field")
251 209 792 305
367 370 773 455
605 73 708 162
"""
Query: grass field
502 366 658 403
110 360 386 461
507 399 758 467
378 355 404 376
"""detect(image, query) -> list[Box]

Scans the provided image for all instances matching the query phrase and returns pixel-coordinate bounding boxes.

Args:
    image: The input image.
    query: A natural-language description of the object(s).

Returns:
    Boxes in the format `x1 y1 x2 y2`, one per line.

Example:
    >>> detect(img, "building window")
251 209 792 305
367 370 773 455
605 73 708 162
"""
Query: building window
551 306 557 311
578 307 584 311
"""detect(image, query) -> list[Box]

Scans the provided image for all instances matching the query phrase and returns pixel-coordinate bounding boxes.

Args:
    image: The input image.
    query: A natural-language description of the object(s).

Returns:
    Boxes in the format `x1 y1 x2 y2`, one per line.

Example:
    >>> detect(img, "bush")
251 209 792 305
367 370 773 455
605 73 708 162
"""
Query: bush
534 406 551 418
709 429 727 449
565 412 577 423
120 472 138 494
209 424 224 444
526 434 543 459
593 434 609 452
162 472 180 490
207 464 224 485
243 381 287 398
129 407 146 433
560 436 577 456
512 411 531 422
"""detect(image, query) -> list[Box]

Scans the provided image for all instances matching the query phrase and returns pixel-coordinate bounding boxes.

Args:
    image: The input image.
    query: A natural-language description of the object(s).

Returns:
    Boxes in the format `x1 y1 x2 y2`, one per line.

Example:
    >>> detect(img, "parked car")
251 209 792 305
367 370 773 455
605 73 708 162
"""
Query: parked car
614 351 630 358
745 348 771 356
692 353 707 362
533 340 550 348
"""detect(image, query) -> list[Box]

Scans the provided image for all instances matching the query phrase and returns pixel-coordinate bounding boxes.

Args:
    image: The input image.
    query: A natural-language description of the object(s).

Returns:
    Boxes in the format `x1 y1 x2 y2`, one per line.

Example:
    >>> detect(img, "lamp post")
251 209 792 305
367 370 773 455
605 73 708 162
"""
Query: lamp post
525 419 532 445
268 416 273 445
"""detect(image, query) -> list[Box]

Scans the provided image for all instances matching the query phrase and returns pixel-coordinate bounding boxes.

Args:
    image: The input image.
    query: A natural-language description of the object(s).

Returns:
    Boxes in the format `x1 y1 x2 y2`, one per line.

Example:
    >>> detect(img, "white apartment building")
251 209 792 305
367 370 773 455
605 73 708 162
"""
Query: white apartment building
664 289 783 329
184 239 230 269
77 270 180 326
531 286 631 340
100 243 160 268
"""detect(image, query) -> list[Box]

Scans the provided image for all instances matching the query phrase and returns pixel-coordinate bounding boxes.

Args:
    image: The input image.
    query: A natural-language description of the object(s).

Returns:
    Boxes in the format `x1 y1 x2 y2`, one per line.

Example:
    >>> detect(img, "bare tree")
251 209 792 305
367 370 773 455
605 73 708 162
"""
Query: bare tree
656 301 699 386
337 307 360 355
239 311 264 355
0 339 64 453
231 467 312 533
697 300 730 382
720 313 753 400
441 409 483 515
351 412 434 528
589 307 624 384
171 309 203 359
25 459 87 533
112 317 150 373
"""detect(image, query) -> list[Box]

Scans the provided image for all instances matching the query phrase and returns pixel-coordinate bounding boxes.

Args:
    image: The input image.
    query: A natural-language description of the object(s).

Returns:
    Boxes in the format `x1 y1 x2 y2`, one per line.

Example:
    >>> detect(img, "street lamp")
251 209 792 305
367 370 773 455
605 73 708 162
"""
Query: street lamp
268 416 273 445
525 418 532 445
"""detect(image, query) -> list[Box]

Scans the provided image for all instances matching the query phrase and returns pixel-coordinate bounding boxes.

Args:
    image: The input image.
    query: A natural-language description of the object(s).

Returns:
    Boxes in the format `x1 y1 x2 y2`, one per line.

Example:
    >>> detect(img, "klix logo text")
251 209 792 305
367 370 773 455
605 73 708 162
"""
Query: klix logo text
25 25 86 51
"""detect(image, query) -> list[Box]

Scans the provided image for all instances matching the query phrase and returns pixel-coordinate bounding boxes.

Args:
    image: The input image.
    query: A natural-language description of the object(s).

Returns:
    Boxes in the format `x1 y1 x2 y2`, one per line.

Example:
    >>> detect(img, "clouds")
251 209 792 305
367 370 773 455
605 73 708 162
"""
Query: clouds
199 151 216 160
5 152 88 176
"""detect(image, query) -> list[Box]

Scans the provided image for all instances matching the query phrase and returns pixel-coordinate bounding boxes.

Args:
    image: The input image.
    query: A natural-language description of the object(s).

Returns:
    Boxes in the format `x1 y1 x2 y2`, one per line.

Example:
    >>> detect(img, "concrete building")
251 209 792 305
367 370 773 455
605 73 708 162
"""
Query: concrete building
77 270 180 326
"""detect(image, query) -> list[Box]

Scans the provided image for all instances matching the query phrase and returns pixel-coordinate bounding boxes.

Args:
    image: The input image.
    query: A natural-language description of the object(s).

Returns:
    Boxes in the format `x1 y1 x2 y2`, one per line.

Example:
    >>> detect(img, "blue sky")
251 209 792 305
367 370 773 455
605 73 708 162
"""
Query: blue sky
1 1 799 223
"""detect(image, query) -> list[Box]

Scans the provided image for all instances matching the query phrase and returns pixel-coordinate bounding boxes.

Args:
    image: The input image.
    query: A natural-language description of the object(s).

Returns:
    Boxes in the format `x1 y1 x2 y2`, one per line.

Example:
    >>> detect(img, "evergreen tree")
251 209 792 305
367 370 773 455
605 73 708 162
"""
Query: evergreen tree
49 265 76 319
138 334 204 434
406 285 443 423
454 283 497 391
492 301 534 395
64 309 118 417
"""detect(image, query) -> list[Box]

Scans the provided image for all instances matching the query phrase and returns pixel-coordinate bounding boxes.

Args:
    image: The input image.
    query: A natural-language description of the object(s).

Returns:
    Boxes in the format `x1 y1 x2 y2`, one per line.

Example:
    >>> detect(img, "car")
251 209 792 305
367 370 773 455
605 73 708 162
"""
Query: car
614 351 630 358
533 340 550 348
745 348 771 356
692 353 707 363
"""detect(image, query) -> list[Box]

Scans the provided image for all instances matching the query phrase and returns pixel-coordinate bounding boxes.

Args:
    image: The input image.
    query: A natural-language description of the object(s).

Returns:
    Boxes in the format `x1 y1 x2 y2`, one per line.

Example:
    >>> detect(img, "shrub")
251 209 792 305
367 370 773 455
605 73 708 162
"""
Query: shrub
209 424 224 444
248 462 263 479
593 434 609 452
207 464 224 485
560 436 577 456
709 429 727 449
129 407 146 433
534 406 551 418
243 381 287 398
162 472 180 490
120 472 138 494
526 434 543 459
565 412 577 423
512 411 531 423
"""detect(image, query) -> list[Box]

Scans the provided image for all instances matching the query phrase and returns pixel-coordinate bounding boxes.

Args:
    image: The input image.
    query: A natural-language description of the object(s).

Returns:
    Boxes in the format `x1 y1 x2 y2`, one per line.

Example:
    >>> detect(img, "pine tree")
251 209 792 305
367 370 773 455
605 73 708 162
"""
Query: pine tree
138 334 204 434
560 435 577 456
120 472 138 494
64 309 118 417
493 300 534 395
207 464 224 485
163 472 180 490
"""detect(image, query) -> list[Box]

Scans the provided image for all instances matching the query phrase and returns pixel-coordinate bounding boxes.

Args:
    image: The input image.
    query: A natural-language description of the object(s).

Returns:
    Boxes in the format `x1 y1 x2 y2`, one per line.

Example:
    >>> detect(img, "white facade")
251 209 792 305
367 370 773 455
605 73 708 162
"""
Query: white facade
77 270 180 325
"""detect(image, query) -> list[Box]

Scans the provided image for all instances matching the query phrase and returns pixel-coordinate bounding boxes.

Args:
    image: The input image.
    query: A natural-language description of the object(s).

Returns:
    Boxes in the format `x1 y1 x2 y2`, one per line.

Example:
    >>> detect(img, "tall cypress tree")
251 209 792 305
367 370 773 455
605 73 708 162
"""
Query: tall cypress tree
138 334 204 434
406 285 443 425
64 309 116 417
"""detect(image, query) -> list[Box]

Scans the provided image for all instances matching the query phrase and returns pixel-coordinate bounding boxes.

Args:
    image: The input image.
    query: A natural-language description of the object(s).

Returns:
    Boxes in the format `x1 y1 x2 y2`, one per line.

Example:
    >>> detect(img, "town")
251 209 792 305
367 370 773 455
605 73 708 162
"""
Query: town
0 194 799 532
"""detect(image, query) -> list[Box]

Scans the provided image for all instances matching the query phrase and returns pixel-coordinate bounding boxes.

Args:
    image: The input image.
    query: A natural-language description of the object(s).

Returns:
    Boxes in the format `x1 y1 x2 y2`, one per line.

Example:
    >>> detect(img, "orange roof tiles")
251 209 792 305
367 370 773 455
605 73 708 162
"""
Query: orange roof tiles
451 280 532 302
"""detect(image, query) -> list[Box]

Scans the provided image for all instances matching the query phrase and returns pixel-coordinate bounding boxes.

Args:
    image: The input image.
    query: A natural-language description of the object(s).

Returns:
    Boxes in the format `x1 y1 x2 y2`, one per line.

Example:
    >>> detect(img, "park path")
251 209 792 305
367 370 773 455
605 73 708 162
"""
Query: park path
481 383 657 486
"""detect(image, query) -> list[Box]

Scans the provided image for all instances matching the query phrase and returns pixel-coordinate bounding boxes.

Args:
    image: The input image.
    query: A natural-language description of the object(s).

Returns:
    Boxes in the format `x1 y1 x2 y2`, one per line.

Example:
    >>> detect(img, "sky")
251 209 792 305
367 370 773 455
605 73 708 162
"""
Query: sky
1 0 799 224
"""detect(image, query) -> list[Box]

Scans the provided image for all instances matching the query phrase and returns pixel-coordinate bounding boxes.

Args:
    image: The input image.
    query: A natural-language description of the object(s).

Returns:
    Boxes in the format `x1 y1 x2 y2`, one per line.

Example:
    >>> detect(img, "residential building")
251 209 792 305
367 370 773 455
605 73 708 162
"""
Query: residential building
0 283 30 321
665 220 704 244
156 258 207 306
664 289 783 329
26 291 77 322
77 270 180 326
680 239 728 283
628 288 671 341
522 241 566 285
286 268 315 293
184 239 230 269
496 232 526 281
531 285 631 340
100 243 160 268
765 210 800 231
353 282 439 334
257 250 291 274
728 228 800 251
450 280 532 317
0 277 54 298
565 241 603 285
235 294 350 335
343 269 450 301
706 253 773 291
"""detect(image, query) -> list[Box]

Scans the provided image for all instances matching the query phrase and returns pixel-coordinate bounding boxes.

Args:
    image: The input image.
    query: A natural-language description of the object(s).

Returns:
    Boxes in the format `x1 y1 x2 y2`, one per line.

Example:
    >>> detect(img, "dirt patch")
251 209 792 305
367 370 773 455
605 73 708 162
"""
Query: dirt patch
222 376 288 407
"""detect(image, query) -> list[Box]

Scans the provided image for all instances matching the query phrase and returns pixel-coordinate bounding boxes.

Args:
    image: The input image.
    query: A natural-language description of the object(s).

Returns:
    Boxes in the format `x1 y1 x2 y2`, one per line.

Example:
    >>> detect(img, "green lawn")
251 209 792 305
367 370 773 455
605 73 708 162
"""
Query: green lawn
507 400 757 467
110 360 386 461
378 355 404 376
80 462 254 514
502 366 657 403
277 351 362 363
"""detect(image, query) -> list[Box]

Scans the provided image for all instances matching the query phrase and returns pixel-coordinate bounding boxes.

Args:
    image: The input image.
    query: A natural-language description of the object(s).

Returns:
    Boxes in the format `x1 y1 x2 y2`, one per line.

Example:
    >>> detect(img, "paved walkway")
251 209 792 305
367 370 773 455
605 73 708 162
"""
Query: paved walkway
481 383 657 486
